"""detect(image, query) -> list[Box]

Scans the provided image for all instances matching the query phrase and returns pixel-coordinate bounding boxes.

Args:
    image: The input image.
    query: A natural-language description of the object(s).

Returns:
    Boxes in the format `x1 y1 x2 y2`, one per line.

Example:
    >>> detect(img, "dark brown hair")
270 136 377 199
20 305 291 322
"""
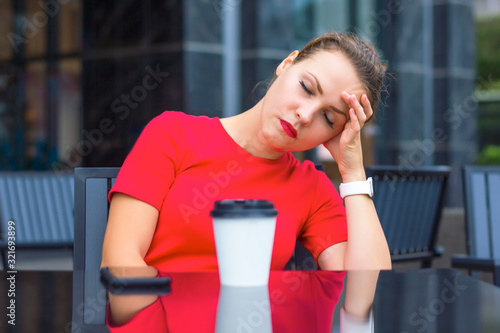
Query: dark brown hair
271 32 387 114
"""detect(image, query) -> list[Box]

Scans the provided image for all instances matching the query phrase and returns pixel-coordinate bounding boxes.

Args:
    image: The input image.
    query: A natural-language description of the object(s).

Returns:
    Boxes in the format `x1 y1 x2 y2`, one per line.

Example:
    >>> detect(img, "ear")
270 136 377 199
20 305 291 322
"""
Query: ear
276 50 299 77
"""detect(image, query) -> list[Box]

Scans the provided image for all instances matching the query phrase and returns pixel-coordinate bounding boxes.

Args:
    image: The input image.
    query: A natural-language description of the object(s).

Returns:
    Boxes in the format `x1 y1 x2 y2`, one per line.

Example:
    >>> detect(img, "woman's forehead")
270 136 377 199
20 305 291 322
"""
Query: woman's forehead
298 52 365 94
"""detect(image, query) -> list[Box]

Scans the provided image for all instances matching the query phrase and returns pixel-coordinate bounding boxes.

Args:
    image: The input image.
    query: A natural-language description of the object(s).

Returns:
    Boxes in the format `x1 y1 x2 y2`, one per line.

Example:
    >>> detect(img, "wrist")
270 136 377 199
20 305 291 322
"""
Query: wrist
341 171 366 183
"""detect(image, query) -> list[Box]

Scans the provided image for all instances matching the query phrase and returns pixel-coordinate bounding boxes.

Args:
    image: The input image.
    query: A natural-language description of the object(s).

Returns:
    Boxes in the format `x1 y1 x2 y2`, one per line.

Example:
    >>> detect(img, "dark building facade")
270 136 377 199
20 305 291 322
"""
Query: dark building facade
373 0 476 205
0 0 476 206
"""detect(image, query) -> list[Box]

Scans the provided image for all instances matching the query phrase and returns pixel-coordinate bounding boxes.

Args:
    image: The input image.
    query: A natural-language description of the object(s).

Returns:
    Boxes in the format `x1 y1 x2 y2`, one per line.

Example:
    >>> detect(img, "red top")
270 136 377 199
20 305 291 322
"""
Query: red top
109 111 347 271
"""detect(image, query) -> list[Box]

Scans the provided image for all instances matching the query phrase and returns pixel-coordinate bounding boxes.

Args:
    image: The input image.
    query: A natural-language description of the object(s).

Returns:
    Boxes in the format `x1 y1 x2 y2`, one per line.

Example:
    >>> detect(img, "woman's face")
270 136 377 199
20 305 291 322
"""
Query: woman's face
260 50 366 152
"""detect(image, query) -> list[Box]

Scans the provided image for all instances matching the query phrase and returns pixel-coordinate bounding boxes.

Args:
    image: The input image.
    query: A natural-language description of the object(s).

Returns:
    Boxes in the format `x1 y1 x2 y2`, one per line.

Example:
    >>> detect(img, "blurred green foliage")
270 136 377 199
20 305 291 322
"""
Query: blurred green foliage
476 145 500 165
476 16 500 89
478 98 500 150
476 16 500 153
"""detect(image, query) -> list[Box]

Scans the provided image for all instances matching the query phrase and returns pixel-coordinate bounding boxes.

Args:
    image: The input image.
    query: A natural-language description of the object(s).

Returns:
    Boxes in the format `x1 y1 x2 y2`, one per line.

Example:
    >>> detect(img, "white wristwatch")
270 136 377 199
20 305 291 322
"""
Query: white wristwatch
339 177 374 199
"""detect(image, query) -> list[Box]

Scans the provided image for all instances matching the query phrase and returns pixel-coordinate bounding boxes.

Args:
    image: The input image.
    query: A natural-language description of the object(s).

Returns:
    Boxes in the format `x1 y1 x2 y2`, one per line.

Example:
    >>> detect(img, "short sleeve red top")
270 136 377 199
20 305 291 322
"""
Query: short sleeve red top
109 111 347 271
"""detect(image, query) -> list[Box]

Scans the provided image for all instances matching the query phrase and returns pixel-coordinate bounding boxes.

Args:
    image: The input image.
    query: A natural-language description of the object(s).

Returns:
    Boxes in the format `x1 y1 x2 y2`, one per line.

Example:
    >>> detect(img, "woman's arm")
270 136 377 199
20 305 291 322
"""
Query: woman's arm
343 188 392 270
318 92 391 321
101 193 160 326
339 189 390 320
318 190 390 320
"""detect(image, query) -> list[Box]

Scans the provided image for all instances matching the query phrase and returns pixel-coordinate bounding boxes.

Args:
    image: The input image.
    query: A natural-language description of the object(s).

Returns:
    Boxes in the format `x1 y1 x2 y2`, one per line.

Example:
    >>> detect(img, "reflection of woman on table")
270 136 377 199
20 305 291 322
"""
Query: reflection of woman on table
103 270 346 333
101 31 392 330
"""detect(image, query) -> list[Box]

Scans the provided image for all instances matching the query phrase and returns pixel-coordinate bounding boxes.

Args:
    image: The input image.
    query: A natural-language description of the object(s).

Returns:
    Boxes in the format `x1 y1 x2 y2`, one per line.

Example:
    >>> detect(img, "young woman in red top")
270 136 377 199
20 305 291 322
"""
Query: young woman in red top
101 32 392 329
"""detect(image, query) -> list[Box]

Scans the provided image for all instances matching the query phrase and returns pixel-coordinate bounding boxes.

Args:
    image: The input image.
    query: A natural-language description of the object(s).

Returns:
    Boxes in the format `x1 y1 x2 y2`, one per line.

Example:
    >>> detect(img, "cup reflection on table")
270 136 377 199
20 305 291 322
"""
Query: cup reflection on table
216 285 272 333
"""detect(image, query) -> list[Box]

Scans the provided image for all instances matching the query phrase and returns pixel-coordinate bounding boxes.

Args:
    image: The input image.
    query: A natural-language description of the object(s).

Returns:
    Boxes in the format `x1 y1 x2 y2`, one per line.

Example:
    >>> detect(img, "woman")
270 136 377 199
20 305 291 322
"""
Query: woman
101 32 392 329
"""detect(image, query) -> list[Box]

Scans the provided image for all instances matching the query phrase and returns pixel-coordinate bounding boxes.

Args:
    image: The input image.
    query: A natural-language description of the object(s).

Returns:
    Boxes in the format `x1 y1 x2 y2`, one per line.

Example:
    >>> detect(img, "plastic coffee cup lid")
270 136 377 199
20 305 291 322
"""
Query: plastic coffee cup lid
210 199 278 217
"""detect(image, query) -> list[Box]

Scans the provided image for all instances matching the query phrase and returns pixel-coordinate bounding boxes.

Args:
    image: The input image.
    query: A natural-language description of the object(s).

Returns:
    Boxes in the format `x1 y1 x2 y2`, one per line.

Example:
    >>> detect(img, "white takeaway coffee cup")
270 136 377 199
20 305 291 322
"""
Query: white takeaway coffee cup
210 199 278 287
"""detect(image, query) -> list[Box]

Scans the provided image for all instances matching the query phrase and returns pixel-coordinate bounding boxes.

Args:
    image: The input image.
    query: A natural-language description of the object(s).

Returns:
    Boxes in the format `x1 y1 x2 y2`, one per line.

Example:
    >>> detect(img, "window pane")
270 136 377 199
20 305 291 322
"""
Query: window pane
58 59 81 166
293 0 350 48
0 1 13 60
25 0 48 58
357 0 377 42
0 66 18 169
25 61 47 167
87 0 144 49
59 0 82 54
314 0 349 34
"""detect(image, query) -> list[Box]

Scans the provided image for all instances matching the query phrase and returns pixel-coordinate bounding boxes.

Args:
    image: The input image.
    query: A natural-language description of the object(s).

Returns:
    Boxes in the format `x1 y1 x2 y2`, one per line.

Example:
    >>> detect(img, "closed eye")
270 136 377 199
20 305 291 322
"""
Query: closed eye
323 111 334 127
299 80 313 95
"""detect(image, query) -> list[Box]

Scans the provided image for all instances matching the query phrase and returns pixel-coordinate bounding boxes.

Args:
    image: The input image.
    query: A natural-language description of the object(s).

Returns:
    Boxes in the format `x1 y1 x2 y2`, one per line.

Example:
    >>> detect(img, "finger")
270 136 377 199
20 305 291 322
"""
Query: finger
342 91 362 109
350 94 367 124
349 108 361 132
341 91 352 108
361 94 374 120
341 92 358 124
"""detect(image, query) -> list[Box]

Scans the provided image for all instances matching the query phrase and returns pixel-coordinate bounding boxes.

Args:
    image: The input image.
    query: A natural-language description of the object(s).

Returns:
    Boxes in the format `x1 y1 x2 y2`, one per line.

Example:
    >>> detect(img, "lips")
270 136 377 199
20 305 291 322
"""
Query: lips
280 119 297 139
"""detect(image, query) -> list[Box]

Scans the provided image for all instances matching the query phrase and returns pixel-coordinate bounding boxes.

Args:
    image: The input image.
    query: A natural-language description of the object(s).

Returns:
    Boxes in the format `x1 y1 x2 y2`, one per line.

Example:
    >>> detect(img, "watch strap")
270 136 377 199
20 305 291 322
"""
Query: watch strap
339 177 374 199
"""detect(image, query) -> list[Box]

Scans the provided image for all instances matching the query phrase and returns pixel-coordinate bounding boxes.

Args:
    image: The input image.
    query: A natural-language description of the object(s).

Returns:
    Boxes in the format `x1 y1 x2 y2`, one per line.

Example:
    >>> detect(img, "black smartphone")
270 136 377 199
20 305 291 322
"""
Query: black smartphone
100 267 171 295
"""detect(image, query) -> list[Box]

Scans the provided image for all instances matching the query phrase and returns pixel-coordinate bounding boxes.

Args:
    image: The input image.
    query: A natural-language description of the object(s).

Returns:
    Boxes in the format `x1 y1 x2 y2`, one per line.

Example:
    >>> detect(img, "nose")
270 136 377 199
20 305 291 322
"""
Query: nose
295 107 314 126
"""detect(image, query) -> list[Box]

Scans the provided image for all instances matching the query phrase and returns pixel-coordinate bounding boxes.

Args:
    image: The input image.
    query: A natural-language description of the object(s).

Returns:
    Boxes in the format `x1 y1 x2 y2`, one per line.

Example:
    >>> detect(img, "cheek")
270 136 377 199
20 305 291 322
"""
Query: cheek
333 119 347 134
320 127 343 144
307 128 338 146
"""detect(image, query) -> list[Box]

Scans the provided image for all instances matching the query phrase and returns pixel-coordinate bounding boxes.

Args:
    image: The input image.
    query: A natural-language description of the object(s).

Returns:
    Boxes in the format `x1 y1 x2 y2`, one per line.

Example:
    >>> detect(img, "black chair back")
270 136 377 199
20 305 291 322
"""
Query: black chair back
462 166 500 259
451 166 500 286
72 167 118 332
0 171 73 269
366 165 451 267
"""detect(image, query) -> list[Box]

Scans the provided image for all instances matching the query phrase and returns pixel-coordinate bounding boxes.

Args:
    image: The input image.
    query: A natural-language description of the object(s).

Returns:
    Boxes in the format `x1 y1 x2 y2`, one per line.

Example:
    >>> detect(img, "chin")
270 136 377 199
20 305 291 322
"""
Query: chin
265 138 290 154
267 140 287 153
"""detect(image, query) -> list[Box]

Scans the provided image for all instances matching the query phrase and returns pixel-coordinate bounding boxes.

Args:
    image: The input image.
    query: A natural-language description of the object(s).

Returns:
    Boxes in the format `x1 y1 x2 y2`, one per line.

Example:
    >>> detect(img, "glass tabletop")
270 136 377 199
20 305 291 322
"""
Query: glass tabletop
100 268 500 333
374 269 500 333
1 268 499 332
103 269 346 333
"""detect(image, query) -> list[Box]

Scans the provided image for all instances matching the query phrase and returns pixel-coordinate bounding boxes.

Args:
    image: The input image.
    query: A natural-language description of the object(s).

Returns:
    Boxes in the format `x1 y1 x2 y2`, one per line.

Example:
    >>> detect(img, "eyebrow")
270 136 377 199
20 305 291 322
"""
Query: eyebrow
308 71 348 120
309 72 324 95
330 105 348 120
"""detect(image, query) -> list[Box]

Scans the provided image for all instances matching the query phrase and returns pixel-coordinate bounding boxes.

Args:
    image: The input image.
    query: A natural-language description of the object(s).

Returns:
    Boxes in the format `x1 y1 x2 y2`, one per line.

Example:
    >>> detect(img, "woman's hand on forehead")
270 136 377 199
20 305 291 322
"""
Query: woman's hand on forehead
341 91 373 125
321 90 372 182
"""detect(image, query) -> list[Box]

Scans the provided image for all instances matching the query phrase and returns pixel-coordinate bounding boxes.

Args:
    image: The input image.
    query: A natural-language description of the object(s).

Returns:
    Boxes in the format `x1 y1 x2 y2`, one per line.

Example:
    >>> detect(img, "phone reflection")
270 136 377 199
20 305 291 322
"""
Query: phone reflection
103 269 346 333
